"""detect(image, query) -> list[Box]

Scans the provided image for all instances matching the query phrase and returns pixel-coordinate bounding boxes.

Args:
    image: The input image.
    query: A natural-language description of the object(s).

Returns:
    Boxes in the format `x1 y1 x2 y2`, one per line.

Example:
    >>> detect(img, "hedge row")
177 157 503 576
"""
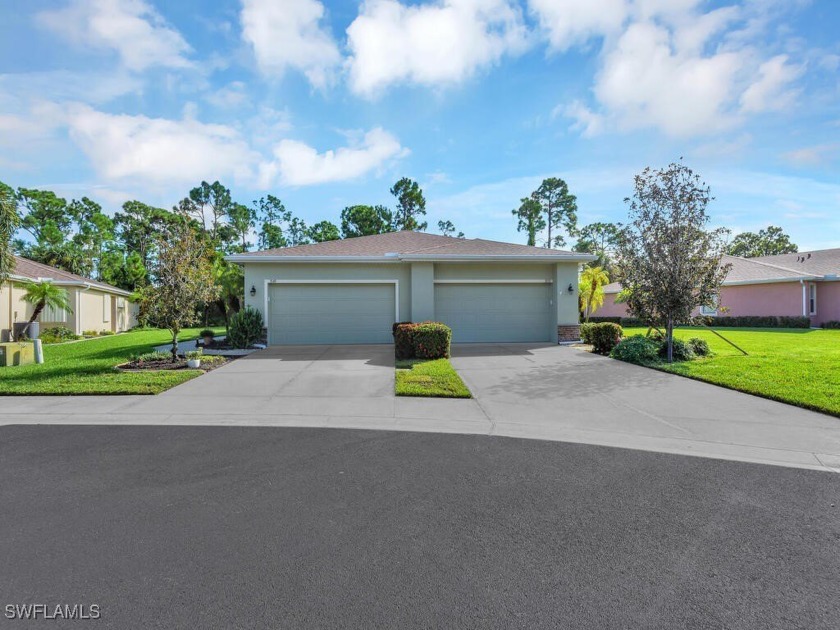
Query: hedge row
821 321 840 330
393 321 452 360
585 315 812 329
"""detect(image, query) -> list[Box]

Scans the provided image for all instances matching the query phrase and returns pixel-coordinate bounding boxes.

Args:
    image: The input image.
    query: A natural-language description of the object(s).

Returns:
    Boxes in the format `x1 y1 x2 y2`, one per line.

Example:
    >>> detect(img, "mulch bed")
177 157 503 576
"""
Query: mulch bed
115 356 234 372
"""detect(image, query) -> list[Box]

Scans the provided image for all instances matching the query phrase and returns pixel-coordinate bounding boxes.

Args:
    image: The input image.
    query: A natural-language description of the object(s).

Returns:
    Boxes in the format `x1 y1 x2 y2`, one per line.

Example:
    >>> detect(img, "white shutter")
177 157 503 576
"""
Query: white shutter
103 294 110 322
42 289 68 323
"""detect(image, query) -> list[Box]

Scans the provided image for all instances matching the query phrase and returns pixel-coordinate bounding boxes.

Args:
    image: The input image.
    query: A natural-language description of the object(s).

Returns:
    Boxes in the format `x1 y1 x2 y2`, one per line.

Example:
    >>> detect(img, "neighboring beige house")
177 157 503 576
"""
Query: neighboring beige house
227 231 595 345
1 256 137 341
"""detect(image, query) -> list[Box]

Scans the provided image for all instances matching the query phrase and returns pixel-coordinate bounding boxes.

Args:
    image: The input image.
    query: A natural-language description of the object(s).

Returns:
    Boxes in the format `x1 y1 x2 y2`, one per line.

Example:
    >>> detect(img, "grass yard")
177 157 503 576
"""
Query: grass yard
395 358 472 398
0 327 224 395
622 326 840 417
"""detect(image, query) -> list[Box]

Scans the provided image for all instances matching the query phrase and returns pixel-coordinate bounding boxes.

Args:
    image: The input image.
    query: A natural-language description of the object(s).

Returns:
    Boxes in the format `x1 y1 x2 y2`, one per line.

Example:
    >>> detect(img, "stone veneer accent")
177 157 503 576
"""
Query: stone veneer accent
557 325 581 343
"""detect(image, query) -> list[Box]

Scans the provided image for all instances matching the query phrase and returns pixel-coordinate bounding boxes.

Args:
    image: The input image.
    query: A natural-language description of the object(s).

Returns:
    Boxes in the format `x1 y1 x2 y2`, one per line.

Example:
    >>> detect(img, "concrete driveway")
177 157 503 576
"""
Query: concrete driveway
2 343 839 473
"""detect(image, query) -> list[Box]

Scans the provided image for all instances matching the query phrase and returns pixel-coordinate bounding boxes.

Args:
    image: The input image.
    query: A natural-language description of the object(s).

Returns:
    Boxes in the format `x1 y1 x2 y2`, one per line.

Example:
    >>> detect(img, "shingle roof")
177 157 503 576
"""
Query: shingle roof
10 256 130 295
752 248 840 277
230 231 591 260
603 250 834 293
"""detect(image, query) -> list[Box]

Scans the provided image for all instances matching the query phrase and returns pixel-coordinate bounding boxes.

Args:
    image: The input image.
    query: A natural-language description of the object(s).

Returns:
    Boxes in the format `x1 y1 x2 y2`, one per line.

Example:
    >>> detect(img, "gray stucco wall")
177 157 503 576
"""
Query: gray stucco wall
241 260 582 341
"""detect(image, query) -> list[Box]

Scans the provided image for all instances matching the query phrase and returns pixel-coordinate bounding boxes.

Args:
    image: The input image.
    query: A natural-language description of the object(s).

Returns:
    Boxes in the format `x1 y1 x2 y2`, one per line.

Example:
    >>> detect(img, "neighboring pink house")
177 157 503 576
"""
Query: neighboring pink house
599 248 840 327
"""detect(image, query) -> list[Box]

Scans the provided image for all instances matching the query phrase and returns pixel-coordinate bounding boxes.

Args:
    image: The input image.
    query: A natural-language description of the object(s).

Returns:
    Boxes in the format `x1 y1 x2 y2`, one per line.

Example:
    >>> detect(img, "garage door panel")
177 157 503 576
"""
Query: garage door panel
269 284 395 345
435 283 552 343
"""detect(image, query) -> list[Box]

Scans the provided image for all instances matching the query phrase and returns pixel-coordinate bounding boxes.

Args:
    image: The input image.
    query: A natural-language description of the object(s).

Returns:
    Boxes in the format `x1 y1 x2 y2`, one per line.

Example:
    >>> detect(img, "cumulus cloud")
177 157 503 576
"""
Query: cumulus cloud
543 1 804 138
529 0 628 51
261 128 409 186
65 105 257 185
241 0 341 89
36 0 192 71
346 0 529 97
739 54 802 113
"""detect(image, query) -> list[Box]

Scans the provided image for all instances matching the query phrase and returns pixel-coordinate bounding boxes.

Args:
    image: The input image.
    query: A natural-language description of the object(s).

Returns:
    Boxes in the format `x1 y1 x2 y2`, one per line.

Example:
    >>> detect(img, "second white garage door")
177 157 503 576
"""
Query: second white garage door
268 283 396 345
434 283 553 343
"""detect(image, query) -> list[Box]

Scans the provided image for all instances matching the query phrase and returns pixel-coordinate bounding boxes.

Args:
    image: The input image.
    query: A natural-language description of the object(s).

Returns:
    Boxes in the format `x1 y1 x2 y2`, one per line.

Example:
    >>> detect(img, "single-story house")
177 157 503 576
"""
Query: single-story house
1 255 137 341
597 248 840 326
227 231 595 345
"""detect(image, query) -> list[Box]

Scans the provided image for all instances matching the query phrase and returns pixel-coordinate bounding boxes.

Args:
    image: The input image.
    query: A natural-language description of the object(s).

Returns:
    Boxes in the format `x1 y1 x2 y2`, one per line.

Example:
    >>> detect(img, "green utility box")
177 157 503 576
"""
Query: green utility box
0 342 36 367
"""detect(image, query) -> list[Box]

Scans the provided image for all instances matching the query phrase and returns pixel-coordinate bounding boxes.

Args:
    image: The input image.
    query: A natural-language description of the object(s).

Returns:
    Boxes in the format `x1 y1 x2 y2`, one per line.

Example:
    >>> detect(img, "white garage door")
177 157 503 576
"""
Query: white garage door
434 283 552 343
268 283 396 345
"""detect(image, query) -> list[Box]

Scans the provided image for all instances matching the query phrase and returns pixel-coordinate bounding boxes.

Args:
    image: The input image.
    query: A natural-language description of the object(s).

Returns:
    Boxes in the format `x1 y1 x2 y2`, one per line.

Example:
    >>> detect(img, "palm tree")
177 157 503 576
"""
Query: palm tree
21 281 72 335
579 266 610 322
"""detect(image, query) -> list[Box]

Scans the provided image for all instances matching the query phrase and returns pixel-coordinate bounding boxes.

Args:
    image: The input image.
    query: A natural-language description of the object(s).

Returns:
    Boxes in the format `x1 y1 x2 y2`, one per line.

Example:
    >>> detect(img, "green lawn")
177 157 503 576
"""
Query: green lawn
0 327 224 395
622 327 840 417
395 358 472 398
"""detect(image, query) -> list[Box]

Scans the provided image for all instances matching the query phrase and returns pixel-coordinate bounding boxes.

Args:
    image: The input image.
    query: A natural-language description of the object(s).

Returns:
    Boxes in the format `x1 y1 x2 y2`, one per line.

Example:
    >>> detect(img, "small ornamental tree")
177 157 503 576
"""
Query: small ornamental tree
616 161 730 362
150 223 219 360
579 266 610 322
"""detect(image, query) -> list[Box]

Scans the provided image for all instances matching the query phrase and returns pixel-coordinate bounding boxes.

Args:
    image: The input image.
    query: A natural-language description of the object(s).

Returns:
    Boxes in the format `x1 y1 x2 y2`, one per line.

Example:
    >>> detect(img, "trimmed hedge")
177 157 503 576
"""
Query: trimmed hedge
821 321 840 330
698 315 811 329
393 321 453 360
393 322 417 360
589 315 812 329
412 322 452 359
580 322 595 344
589 322 623 355
659 337 695 361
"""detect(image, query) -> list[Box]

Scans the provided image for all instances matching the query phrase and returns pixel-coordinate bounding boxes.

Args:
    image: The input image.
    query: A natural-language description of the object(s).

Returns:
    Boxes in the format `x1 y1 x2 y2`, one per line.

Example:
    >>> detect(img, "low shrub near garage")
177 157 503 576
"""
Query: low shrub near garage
589 322 623 355
228 307 264 348
580 322 595 344
392 322 417 360
822 320 840 330
610 335 659 364
412 322 452 359
687 337 711 357
40 326 81 344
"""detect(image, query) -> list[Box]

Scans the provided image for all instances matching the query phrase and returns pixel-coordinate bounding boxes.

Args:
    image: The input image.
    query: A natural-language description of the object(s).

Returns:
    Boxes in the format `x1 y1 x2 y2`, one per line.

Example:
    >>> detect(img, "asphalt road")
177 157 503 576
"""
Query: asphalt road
1 425 838 630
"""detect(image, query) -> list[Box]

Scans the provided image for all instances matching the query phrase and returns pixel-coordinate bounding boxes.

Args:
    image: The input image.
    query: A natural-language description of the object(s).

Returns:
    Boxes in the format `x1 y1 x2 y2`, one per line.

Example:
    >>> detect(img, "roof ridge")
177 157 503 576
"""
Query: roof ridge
725 254 822 278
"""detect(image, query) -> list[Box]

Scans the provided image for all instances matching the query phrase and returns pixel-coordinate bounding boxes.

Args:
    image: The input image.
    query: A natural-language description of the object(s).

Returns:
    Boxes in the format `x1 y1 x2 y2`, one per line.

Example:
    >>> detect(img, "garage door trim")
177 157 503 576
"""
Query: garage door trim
264 279 400 335
434 279 553 284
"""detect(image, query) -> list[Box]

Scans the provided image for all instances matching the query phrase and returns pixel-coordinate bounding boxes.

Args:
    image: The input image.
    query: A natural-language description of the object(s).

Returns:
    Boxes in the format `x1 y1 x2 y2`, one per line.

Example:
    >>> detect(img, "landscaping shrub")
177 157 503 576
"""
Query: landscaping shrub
585 316 622 324
228 307 264 348
39 326 80 344
580 322 595 344
100 330 115 336
393 322 418 360
658 337 695 362
82 330 99 337
703 315 810 328
136 351 172 363
411 322 452 359
610 335 659 364
589 322 623 355
687 337 711 357
822 320 840 330
200 329 215 338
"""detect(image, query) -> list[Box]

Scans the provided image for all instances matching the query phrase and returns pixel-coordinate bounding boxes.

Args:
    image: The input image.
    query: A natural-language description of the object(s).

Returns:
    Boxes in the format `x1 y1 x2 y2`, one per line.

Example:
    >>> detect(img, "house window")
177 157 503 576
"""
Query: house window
43 289 68 323
103 294 110 322
809 283 817 316
700 296 719 316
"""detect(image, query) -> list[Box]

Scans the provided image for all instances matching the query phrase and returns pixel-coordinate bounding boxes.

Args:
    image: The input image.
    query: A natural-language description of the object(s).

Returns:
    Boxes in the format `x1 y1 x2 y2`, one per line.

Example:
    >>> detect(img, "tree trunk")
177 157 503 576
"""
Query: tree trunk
666 317 674 363
28 301 45 325
171 328 179 362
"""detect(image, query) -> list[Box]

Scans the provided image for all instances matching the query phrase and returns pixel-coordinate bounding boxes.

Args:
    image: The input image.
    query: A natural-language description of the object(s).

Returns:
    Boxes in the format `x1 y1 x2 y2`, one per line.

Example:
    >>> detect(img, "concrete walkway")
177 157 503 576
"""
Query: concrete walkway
2 344 839 473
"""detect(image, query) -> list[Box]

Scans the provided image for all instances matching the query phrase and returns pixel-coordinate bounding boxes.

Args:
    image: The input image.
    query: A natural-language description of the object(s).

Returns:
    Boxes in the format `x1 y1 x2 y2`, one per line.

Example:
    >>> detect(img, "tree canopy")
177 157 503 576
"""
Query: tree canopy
616 161 730 362
390 177 427 231
727 226 798 258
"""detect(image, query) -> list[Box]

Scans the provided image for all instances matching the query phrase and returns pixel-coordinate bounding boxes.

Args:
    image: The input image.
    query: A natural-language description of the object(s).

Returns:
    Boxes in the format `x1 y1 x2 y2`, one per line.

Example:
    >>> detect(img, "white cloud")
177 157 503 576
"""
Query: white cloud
36 0 192 71
346 0 529 97
206 81 250 109
240 0 341 89
782 144 838 167
261 128 409 186
65 105 257 185
739 54 802 113
529 0 627 51
592 21 743 137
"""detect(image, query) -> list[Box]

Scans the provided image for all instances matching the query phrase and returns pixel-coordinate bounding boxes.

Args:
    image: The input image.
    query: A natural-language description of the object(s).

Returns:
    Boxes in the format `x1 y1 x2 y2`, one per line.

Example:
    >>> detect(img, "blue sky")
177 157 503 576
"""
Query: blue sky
1 0 838 250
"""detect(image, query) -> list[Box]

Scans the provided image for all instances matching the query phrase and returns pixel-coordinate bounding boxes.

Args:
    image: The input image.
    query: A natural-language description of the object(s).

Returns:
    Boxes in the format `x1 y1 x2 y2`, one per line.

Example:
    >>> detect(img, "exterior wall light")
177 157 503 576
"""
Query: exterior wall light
250 285 257 297
567 283 574 294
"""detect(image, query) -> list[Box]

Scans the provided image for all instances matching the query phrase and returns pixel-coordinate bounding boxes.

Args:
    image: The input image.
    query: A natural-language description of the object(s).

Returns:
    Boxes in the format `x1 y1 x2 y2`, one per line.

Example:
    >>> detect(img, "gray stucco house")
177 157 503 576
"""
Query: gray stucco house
227 231 594 345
